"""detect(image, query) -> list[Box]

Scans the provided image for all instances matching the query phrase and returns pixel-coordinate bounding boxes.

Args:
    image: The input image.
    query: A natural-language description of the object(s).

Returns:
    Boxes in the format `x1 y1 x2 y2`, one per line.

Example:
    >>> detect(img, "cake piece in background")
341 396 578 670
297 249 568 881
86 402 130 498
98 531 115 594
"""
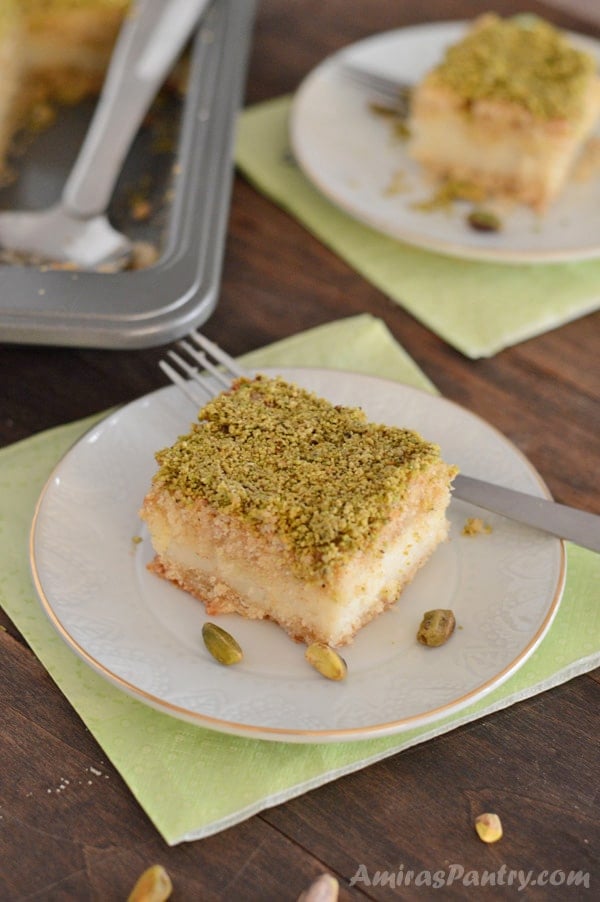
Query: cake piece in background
0 1 24 176
140 375 457 648
0 0 130 177
408 14 600 211
20 0 130 106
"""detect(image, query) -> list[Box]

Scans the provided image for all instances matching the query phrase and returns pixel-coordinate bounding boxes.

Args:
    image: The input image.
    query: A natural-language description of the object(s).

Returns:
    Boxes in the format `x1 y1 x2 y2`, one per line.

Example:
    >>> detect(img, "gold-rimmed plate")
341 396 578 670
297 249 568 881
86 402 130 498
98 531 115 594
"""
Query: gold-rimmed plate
290 21 600 264
30 369 565 742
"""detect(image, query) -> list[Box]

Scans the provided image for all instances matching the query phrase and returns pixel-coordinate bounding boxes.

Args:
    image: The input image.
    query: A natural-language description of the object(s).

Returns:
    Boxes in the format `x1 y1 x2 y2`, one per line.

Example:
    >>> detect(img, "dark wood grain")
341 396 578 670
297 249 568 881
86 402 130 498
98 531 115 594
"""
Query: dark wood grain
1 1 599 899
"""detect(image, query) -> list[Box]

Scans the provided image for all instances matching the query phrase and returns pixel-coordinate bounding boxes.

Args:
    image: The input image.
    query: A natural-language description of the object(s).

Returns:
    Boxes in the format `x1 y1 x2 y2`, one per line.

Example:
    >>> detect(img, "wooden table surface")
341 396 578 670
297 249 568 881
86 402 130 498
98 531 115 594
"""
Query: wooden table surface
1 1 598 899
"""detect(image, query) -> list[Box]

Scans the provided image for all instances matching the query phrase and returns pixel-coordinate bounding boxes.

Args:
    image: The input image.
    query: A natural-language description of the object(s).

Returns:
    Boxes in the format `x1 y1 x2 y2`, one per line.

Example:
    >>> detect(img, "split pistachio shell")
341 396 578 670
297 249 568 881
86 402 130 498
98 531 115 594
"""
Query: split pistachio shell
475 812 503 843
297 873 340 901
305 642 347 681
202 622 243 665
417 609 456 647
127 864 172 902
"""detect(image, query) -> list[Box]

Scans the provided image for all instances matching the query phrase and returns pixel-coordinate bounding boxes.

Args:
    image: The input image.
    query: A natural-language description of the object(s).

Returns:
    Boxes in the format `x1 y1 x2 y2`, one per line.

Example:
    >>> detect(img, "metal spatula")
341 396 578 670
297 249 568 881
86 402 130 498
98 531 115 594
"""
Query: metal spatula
0 0 211 271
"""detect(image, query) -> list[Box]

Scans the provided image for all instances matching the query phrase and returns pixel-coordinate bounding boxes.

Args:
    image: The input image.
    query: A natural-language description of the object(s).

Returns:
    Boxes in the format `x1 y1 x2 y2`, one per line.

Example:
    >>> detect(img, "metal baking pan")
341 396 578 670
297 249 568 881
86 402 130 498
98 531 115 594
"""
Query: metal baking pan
0 0 255 349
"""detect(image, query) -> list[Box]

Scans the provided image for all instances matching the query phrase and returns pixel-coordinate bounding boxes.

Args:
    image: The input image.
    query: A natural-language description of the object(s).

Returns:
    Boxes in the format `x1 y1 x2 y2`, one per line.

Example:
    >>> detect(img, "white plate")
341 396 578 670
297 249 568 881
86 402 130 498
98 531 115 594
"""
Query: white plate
290 21 600 264
30 369 565 743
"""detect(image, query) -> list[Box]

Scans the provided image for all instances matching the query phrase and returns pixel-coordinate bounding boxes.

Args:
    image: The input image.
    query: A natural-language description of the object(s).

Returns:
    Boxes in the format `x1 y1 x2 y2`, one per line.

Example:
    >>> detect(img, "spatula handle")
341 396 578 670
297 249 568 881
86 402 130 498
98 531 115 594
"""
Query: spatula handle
63 0 211 218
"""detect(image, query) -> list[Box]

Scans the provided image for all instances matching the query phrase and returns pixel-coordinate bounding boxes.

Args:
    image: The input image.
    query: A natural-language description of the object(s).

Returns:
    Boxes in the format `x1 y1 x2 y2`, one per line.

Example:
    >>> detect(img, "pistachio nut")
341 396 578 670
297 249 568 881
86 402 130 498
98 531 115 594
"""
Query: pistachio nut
127 864 172 902
297 873 340 901
467 208 502 232
417 609 456 647
305 642 347 681
474 812 503 843
202 622 243 665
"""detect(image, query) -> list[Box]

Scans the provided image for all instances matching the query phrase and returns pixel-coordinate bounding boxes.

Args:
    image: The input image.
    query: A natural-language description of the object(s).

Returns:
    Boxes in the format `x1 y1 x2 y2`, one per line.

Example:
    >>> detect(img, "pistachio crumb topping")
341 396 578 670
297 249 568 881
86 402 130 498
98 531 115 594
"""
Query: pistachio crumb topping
462 516 492 536
152 376 446 579
429 14 596 120
412 178 487 212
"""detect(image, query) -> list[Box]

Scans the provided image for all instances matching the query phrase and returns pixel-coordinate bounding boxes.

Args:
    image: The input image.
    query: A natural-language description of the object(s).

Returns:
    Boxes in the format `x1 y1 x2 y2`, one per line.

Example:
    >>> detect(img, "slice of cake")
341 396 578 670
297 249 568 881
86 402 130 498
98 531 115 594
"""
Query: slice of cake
0 1 24 175
140 375 457 647
408 14 600 211
0 0 130 177
21 0 130 106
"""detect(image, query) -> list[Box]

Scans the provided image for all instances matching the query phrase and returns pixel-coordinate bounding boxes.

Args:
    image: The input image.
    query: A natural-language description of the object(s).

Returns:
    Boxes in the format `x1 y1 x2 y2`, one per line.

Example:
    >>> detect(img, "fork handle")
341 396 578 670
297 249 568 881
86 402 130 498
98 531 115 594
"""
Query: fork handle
62 0 211 218
453 474 600 552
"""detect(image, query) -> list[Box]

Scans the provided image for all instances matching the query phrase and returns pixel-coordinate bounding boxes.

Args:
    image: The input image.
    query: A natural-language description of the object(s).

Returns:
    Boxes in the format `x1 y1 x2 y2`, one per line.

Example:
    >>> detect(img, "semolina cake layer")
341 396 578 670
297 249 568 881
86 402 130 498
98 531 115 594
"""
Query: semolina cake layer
142 463 453 647
140 375 458 646
410 82 600 209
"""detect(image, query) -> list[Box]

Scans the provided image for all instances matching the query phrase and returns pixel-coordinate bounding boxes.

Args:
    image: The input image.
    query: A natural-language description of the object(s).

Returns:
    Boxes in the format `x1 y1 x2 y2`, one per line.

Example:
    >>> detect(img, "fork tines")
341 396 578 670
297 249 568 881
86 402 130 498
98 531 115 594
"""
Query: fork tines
339 62 412 114
160 331 248 408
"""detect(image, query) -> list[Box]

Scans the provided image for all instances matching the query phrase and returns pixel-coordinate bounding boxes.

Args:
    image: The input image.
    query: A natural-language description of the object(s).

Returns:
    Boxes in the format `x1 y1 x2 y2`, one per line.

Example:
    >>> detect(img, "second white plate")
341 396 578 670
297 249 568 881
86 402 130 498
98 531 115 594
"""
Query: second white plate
290 21 600 264
30 369 565 742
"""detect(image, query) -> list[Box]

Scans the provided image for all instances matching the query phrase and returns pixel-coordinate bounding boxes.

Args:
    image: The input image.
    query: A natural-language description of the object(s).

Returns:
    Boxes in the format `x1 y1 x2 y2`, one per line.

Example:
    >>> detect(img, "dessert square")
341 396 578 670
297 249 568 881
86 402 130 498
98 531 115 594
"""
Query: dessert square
21 0 130 104
408 14 600 211
0 0 130 176
140 375 457 647
0 2 23 175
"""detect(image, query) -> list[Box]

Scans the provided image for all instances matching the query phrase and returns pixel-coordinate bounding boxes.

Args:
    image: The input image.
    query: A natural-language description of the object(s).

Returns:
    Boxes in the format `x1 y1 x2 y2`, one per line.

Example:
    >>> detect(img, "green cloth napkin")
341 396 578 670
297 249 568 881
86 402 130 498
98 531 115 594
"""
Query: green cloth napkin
235 97 600 359
1 314 598 845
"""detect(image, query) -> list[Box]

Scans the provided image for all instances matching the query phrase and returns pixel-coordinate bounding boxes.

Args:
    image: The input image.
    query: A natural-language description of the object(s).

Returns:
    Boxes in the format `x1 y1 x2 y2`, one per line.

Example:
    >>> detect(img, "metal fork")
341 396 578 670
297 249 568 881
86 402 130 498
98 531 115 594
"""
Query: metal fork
339 62 413 116
160 332 600 552
159 330 248 407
